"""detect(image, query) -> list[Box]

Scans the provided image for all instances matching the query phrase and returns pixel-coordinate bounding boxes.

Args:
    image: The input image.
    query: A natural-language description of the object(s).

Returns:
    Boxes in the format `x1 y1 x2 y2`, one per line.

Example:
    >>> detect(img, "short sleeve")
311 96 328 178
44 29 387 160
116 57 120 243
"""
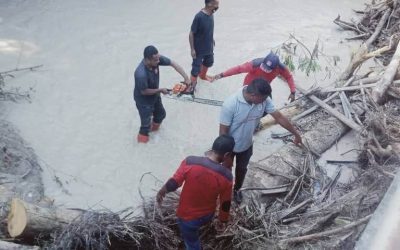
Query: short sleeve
220 100 235 126
159 55 171 66
134 71 148 91
190 14 200 34
264 97 276 114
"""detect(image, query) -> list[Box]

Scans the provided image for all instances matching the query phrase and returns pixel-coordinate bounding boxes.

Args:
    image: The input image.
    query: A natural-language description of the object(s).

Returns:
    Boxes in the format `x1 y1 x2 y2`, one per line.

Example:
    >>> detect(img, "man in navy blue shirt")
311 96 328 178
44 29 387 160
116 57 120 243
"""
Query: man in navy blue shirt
134 45 189 143
188 0 219 94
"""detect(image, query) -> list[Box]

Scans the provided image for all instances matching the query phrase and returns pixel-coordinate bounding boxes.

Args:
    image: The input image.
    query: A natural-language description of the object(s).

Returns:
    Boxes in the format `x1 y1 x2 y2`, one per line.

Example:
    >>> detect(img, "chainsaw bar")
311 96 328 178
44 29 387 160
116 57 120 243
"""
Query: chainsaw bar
164 94 223 106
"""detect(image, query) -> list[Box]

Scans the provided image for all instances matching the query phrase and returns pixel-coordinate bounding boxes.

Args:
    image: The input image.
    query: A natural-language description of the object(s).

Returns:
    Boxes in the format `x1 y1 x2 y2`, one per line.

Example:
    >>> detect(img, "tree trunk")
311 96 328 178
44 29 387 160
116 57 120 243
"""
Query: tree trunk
7 198 85 238
372 41 400 104
244 116 349 200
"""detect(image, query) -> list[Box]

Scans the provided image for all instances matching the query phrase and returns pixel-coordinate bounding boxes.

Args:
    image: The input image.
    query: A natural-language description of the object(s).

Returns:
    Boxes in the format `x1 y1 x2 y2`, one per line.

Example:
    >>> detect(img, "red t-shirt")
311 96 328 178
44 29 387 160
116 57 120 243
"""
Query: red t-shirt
169 156 233 222
222 58 296 92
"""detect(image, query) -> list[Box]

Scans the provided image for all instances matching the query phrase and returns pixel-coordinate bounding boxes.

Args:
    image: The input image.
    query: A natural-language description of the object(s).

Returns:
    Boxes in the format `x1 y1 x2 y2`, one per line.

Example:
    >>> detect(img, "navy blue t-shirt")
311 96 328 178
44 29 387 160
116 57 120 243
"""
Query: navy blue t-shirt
191 11 214 56
133 55 171 105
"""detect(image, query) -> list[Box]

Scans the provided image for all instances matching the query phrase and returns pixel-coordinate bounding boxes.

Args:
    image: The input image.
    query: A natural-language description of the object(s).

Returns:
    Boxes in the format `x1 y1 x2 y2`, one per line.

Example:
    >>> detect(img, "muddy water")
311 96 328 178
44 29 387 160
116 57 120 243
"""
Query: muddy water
0 0 365 210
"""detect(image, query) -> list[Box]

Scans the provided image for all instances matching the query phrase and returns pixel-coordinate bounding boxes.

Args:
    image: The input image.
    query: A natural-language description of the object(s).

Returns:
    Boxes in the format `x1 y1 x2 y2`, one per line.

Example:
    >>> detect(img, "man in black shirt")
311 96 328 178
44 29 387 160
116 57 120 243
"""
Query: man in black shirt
134 45 189 143
188 0 219 93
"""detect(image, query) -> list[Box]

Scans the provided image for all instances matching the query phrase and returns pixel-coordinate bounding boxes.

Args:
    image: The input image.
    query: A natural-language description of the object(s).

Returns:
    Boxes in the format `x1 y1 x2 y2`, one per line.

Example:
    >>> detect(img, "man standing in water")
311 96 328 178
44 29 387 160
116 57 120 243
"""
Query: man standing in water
134 45 189 143
220 78 302 204
187 0 219 94
157 134 235 249
212 52 297 102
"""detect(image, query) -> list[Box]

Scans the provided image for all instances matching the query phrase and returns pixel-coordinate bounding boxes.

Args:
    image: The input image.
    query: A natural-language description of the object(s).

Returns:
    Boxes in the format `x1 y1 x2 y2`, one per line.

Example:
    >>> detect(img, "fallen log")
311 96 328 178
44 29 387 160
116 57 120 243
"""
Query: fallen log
7 198 85 238
244 114 349 202
372 40 400 104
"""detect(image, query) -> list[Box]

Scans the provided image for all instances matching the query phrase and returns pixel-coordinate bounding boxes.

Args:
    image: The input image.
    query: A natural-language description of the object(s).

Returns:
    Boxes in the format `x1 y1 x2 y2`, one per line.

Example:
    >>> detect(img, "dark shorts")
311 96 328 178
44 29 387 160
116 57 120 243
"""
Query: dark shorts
191 54 214 77
135 96 166 135
232 145 253 191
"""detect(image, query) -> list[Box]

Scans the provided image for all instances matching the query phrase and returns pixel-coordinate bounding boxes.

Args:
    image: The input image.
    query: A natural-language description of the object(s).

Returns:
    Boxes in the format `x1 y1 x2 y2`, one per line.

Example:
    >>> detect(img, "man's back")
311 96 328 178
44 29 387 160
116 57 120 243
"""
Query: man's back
175 156 232 221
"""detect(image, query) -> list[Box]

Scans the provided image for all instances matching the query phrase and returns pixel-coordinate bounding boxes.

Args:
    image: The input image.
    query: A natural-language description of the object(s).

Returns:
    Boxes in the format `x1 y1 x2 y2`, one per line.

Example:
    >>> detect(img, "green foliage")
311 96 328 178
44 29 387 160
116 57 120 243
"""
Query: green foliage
297 56 321 76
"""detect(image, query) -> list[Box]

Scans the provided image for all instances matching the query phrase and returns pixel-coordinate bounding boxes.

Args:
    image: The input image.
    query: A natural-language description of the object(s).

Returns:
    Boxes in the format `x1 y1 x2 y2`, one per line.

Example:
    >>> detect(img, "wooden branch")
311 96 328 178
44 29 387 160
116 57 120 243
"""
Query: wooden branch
323 83 377 93
274 198 313 221
339 9 391 81
293 77 355 121
298 87 362 131
365 9 391 47
0 65 43 75
372 40 400 104
280 214 372 244
339 92 352 119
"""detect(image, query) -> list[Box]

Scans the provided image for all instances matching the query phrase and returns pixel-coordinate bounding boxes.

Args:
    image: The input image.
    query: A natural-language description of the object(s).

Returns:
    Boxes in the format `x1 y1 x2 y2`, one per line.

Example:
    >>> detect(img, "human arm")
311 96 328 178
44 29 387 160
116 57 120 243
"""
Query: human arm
135 73 169 96
156 160 188 204
141 88 169 95
218 183 232 222
189 31 196 59
278 64 296 101
270 111 302 145
212 62 253 82
170 60 190 85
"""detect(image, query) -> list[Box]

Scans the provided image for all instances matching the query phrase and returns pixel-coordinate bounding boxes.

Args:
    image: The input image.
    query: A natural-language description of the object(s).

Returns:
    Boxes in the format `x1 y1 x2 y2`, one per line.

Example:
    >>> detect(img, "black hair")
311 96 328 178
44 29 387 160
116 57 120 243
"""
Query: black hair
143 45 158 59
205 0 214 5
212 135 235 155
246 78 272 97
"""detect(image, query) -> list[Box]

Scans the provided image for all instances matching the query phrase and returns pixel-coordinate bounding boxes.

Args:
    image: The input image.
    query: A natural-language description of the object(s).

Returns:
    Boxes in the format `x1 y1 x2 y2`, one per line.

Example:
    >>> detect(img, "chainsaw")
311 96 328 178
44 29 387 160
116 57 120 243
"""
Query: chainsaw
164 82 223 106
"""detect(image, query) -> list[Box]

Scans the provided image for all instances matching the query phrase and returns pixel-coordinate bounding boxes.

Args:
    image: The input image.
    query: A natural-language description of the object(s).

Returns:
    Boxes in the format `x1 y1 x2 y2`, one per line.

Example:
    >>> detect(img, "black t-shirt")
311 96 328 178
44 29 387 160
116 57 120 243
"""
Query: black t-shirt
191 11 214 56
133 55 171 105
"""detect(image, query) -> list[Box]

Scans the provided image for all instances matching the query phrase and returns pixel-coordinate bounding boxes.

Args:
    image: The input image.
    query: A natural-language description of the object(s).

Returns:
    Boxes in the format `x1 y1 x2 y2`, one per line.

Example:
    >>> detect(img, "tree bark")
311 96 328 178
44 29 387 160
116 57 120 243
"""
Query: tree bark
244 116 349 201
372 41 400 104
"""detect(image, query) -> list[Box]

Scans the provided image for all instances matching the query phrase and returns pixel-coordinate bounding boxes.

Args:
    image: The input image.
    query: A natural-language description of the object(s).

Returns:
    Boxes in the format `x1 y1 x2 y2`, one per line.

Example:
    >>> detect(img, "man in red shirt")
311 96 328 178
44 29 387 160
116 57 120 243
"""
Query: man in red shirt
212 52 297 102
157 134 235 250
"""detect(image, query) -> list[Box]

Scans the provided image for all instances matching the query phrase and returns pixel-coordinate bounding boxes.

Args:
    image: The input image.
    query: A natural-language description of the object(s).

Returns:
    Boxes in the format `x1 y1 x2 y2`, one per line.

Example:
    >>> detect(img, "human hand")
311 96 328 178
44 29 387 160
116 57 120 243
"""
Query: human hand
293 133 302 146
214 220 227 234
182 79 191 86
288 92 296 102
191 49 196 59
211 73 223 82
160 88 169 95
156 187 167 204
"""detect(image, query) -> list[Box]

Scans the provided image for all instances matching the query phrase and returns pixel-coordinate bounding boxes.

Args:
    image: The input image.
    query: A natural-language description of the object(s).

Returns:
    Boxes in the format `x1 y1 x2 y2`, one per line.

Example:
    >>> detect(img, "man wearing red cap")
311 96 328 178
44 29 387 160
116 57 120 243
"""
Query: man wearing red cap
212 52 297 102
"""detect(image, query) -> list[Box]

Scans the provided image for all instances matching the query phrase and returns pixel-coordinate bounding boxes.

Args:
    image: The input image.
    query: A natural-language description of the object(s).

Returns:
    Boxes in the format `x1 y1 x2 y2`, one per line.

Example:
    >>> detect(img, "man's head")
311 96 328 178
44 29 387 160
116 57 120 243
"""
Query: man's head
260 52 280 73
212 134 235 158
245 78 272 104
205 0 219 13
143 45 160 67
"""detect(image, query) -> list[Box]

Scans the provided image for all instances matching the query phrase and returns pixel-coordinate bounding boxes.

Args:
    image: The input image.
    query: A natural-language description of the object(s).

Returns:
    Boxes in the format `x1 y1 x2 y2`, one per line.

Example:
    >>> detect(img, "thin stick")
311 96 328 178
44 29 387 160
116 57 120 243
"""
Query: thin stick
280 214 372 244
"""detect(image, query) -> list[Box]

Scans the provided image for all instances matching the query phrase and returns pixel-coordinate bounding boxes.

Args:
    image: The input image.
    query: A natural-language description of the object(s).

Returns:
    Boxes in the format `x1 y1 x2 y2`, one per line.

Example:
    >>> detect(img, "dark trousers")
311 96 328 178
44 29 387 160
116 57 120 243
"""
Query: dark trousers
135 97 166 136
191 54 214 77
177 214 214 250
232 145 253 191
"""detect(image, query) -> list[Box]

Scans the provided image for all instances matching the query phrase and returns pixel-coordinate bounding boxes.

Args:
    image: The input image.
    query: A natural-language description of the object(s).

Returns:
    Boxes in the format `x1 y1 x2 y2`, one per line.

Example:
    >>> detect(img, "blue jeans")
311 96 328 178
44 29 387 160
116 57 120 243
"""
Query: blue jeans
177 214 214 250
135 96 166 135
191 54 214 77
